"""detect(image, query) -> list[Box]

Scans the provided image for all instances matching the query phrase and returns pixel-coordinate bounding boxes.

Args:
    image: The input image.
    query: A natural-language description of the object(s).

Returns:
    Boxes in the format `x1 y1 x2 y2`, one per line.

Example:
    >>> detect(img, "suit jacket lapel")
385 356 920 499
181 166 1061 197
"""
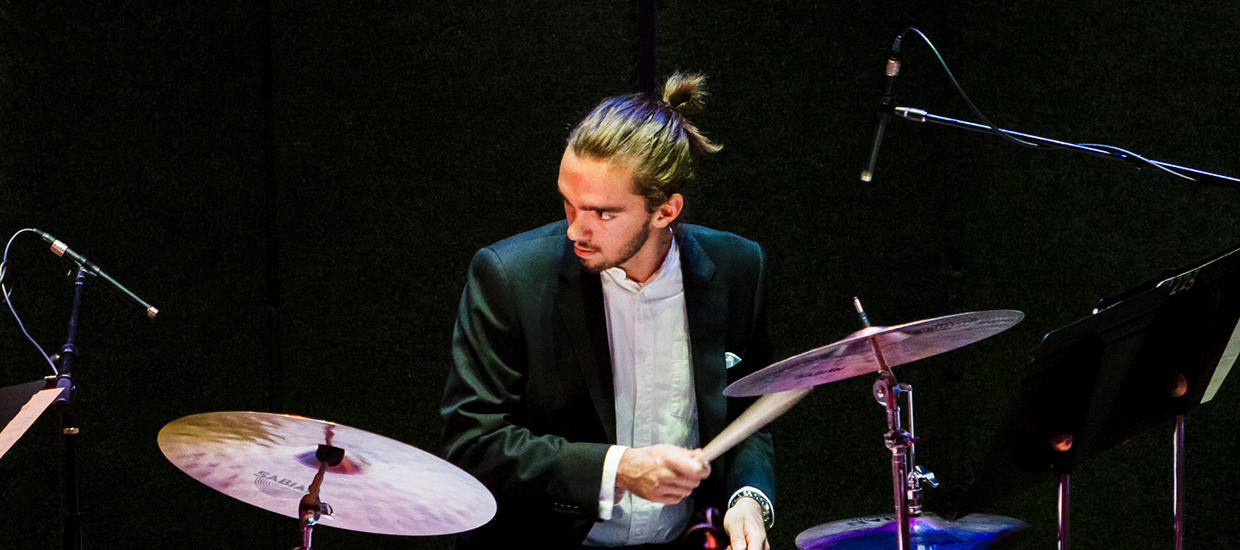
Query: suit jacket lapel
552 228 727 448
679 226 729 445
555 239 618 444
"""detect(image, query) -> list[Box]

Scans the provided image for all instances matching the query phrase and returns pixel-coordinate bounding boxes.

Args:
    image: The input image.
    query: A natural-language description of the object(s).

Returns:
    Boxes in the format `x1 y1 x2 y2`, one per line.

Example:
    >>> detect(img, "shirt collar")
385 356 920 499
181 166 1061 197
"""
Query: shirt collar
601 230 680 295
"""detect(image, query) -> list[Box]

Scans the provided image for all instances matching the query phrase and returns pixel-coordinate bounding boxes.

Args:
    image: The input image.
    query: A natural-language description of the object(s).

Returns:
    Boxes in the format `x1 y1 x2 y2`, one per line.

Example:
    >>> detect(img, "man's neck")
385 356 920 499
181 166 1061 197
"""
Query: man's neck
620 227 674 284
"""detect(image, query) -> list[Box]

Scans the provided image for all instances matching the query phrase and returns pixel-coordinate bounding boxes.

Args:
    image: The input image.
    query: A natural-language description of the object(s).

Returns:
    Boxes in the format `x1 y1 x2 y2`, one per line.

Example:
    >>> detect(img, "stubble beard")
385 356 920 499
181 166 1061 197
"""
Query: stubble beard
579 220 651 274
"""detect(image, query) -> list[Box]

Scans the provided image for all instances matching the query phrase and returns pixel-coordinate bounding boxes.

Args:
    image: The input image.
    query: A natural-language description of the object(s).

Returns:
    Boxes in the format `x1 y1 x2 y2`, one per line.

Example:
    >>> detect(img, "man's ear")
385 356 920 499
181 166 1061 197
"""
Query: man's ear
652 193 684 228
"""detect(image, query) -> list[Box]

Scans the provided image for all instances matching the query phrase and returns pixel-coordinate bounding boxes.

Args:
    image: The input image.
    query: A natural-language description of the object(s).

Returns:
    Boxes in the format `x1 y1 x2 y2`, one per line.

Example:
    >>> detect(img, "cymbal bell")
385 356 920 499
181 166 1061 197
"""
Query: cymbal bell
157 412 495 537
725 310 1024 397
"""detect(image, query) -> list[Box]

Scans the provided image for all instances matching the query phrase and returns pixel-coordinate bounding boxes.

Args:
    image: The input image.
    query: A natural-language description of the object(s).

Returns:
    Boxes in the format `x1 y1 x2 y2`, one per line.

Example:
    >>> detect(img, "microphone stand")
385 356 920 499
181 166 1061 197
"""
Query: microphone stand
54 266 89 550
889 106 1240 188
14 230 158 550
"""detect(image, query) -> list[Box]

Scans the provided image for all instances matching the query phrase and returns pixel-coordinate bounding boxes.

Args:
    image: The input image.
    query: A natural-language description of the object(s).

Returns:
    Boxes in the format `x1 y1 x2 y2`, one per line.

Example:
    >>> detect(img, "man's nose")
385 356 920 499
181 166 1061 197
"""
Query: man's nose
566 216 588 242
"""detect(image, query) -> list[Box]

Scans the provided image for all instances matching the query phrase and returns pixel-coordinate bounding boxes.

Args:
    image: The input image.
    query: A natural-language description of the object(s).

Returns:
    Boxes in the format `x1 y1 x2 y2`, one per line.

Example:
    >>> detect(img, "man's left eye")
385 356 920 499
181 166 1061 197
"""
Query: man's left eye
600 213 614 221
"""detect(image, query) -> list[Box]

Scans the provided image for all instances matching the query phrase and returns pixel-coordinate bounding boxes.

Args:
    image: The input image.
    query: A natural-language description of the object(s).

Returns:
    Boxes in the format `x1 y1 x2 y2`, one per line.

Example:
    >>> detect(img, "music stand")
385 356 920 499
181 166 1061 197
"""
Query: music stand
946 242 1240 550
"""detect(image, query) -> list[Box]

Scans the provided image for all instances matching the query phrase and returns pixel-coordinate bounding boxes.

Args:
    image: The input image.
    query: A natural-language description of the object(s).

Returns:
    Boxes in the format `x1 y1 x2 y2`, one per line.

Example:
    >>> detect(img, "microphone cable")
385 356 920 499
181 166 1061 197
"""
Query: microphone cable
896 27 1040 149
896 27 1198 182
1 228 60 375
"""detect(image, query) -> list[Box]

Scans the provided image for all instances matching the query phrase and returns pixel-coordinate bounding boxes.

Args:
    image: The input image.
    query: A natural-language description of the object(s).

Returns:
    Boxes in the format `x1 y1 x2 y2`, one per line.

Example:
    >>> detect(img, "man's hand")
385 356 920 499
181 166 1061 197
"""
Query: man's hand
724 497 769 550
615 444 710 505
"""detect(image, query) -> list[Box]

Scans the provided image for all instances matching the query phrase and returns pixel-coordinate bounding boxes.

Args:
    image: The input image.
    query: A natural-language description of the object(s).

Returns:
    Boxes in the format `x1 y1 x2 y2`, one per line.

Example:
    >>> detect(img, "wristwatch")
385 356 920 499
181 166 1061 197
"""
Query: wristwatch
728 487 774 529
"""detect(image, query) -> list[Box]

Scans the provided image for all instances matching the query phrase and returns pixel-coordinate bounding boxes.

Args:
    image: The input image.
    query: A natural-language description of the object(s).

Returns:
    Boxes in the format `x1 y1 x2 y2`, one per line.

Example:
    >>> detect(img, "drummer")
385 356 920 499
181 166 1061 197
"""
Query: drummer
441 73 776 549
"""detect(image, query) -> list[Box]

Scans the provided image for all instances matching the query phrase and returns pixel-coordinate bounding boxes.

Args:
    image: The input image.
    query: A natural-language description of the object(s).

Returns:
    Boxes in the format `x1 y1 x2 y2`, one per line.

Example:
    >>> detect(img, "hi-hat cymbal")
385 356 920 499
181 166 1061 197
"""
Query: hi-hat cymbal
796 512 1028 550
725 310 1024 397
157 412 496 537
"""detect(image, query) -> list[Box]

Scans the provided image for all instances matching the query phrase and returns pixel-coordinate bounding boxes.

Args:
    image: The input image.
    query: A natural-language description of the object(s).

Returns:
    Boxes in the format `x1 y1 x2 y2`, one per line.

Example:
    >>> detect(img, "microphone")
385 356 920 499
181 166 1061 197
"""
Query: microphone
893 107 927 122
35 230 159 319
860 34 904 182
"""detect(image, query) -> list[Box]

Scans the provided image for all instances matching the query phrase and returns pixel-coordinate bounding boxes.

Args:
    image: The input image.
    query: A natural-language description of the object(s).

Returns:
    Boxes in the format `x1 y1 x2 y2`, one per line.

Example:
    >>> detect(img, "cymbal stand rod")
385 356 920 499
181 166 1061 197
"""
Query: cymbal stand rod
900 383 914 475
296 444 342 550
297 462 330 550
870 337 911 550
902 383 920 513
900 384 938 515
853 297 872 328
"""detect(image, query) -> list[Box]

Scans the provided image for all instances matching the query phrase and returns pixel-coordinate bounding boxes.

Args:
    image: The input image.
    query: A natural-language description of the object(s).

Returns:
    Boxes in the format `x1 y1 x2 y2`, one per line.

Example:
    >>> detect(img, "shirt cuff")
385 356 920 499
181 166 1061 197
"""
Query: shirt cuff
597 445 629 521
728 486 774 529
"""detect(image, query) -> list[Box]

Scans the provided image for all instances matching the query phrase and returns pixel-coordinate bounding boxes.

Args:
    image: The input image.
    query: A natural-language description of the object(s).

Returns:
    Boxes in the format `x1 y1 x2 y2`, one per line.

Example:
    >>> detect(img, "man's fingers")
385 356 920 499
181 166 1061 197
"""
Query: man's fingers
687 457 711 478
651 493 688 505
724 499 767 550
729 523 748 550
659 484 693 497
667 455 710 479
617 444 712 502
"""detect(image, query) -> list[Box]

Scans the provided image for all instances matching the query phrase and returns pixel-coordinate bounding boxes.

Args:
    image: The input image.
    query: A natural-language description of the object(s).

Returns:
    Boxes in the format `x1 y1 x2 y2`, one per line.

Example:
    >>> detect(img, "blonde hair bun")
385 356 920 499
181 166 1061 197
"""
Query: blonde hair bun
662 72 708 116
568 71 720 209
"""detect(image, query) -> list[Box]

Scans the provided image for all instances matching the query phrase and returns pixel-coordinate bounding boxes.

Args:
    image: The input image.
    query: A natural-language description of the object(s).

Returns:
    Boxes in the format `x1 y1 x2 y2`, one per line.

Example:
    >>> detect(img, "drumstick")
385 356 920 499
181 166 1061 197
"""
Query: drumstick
699 387 811 463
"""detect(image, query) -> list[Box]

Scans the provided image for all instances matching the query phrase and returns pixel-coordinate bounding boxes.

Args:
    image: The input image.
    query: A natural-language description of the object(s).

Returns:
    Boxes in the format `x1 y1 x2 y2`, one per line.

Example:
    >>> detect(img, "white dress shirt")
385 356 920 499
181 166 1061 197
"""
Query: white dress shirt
585 235 699 546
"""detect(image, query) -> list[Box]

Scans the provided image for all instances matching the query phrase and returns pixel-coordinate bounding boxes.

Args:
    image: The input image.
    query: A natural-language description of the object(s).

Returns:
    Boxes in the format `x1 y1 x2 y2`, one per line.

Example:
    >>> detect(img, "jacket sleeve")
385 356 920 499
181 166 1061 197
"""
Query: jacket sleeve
440 247 609 519
723 241 776 506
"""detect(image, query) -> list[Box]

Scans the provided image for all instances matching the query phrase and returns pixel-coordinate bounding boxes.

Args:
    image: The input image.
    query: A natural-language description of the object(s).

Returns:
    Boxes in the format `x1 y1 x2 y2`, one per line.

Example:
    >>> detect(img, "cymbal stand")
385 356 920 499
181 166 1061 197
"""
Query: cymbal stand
295 444 344 550
871 367 911 550
900 383 938 514
853 299 937 550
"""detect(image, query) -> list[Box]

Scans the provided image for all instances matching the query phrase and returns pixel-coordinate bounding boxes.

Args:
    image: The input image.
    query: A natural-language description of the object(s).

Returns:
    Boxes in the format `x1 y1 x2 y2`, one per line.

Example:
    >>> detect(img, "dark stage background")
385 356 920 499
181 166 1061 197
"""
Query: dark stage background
3 2 1239 549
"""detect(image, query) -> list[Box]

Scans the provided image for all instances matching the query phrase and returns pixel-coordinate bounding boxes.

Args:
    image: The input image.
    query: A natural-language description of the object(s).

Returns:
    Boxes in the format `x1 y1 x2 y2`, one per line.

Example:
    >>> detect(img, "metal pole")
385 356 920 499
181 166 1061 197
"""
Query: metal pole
1174 414 1185 550
873 372 910 550
1057 474 1070 550
876 375 910 550
58 267 88 550
854 298 910 550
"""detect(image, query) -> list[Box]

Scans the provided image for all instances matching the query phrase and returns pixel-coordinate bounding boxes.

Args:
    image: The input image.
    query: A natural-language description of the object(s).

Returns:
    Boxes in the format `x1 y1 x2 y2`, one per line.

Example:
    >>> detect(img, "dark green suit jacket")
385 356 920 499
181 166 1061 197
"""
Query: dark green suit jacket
441 221 775 548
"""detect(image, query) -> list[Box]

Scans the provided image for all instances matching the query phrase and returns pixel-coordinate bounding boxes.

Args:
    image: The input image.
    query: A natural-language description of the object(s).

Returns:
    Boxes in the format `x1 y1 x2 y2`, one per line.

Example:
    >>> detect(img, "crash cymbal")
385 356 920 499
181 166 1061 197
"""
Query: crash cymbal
157 412 495 536
724 310 1023 397
796 512 1027 550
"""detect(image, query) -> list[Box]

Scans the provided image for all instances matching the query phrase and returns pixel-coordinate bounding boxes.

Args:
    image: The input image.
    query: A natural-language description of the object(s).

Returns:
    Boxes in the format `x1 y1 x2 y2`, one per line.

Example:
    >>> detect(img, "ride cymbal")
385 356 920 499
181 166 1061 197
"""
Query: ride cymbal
725 310 1024 397
158 411 495 536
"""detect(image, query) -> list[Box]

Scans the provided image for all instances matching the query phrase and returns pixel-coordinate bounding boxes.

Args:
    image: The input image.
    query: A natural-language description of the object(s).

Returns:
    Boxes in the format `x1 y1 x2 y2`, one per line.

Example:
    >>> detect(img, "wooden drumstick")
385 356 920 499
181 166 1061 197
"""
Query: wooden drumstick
699 387 811 463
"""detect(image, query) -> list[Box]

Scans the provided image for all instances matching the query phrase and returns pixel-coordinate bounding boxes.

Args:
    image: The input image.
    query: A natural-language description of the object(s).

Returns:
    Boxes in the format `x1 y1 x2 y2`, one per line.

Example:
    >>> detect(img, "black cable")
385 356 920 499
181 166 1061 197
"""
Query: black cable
899 27 1041 149
901 27 1202 182
2 229 60 375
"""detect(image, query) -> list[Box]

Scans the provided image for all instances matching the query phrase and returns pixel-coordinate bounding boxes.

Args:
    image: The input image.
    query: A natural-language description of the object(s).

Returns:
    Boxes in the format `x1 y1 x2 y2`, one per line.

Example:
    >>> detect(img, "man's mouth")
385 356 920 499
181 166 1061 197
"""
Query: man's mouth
573 243 597 257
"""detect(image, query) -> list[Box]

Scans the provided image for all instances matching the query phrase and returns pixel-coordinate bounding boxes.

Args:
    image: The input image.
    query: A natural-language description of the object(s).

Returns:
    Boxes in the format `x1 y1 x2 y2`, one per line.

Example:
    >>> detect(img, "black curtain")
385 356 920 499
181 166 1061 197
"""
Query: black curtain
2 2 1238 548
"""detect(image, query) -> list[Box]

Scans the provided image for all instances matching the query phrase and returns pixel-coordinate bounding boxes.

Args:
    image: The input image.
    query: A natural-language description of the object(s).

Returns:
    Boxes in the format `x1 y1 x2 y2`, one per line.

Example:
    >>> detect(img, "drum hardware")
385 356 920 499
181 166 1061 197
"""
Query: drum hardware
859 298 916 550
679 506 724 550
297 442 343 550
725 299 1025 550
872 380 940 516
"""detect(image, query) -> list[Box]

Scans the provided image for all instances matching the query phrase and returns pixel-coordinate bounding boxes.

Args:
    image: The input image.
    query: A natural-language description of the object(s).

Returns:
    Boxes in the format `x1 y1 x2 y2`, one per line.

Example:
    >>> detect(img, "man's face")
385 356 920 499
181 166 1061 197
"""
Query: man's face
558 148 655 273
